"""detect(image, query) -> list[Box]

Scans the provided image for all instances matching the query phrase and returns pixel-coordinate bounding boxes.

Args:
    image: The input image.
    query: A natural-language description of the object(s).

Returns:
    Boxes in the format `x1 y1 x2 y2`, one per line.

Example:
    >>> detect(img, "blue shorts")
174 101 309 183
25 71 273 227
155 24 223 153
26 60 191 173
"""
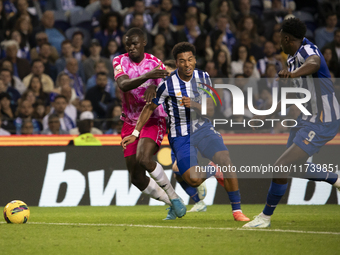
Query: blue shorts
169 122 228 175
287 117 340 156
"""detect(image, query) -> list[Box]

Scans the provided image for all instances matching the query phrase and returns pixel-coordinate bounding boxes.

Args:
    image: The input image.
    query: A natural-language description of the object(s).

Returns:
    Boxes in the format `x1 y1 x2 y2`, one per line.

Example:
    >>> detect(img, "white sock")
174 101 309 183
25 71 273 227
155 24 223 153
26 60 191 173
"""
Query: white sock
150 162 178 200
142 178 171 206
232 209 242 213
260 212 271 220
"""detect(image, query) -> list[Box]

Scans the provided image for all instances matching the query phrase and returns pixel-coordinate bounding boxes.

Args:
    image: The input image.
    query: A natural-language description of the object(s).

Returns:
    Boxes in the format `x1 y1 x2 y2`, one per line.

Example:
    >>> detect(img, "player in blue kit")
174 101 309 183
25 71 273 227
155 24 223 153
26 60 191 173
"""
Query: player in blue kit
243 18 340 228
122 42 250 221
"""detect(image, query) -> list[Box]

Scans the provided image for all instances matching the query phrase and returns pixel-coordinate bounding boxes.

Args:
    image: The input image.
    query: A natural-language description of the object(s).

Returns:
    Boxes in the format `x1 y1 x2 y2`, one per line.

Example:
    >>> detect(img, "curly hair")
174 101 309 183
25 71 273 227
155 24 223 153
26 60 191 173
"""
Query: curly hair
281 18 306 40
172 42 196 60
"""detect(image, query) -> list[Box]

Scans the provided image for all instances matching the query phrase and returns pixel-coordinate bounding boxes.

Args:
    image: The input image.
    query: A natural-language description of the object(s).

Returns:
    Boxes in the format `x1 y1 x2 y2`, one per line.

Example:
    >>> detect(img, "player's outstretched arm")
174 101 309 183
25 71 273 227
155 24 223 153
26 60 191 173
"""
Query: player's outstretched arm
117 63 169 92
121 102 158 149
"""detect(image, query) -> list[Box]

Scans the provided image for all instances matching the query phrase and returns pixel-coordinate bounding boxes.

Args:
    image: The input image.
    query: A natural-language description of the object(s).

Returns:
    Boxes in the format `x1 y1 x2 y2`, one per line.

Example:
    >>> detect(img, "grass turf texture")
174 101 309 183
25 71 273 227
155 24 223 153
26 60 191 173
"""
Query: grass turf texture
0 205 339 255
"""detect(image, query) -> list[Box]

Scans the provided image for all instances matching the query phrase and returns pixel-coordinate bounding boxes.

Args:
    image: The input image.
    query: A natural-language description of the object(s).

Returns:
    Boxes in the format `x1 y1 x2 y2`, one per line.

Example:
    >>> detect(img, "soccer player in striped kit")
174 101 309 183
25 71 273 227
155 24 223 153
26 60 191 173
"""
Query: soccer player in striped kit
122 42 250 221
243 18 340 228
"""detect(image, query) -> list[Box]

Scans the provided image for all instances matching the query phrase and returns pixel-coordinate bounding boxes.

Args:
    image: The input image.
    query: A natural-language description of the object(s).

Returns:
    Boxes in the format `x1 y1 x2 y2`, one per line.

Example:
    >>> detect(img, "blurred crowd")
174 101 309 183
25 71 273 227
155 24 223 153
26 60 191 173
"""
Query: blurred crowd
0 0 339 136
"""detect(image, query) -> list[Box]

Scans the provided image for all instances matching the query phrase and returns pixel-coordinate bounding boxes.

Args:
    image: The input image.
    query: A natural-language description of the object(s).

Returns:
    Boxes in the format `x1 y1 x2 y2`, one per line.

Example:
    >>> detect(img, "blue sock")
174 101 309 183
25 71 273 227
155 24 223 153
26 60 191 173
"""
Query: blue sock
227 190 241 211
205 164 217 178
303 163 338 184
178 180 200 203
263 182 288 216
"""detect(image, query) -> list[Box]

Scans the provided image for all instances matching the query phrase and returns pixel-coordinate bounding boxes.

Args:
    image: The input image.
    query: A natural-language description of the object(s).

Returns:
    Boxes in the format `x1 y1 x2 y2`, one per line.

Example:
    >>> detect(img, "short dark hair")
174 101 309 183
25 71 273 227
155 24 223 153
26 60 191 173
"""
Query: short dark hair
125 27 146 41
48 113 59 121
281 18 306 40
54 95 67 102
31 59 43 67
72 31 84 39
78 119 92 134
334 28 340 36
164 59 176 69
0 92 11 101
172 42 196 60
326 11 337 19
61 39 72 47
100 12 122 31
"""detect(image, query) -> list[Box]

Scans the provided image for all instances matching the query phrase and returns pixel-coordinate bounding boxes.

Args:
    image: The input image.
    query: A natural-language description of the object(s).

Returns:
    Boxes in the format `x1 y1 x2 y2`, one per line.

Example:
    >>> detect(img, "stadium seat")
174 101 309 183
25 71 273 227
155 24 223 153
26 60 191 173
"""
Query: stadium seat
65 27 92 48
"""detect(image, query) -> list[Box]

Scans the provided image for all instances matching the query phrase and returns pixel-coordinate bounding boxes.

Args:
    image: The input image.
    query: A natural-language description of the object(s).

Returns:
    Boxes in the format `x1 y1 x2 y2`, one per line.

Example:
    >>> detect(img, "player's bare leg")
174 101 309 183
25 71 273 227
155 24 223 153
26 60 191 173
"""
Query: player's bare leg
125 154 171 206
136 137 186 219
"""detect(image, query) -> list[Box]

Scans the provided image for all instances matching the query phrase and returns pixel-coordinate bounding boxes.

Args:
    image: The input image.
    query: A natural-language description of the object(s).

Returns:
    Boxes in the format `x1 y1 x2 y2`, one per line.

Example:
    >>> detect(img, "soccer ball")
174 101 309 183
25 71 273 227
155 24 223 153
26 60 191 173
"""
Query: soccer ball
3 200 30 224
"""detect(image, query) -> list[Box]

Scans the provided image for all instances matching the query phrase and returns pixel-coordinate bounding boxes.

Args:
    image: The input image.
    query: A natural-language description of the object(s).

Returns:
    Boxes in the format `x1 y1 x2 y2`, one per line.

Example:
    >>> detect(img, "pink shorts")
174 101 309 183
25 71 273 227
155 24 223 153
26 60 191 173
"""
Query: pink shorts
121 117 167 157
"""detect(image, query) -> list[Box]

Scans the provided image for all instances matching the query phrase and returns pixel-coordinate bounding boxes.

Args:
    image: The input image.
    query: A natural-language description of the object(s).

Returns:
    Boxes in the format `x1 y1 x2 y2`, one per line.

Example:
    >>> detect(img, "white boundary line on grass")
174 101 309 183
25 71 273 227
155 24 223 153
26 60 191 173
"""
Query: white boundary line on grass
2 222 339 235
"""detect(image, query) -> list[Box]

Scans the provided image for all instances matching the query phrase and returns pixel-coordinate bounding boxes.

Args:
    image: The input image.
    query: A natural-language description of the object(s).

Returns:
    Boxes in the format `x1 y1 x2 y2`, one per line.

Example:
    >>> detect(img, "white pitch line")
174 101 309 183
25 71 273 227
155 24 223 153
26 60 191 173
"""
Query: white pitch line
2 221 339 235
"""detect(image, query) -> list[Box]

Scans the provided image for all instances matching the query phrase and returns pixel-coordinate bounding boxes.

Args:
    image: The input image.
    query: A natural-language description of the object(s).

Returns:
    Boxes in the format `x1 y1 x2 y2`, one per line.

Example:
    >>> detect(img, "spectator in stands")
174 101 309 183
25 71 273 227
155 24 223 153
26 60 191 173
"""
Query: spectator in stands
152 46 165 62
86 60 115 98
69 110 103 135
206 0 236 33
38 43 58 82
214 14 236 53
35 11 66 54
231 44 260 78
0 40 30 80
85 72 112 119
324 29 340 64
19 89 36 107
257 41 283 77
83 39 113 82
27 75 50 106
79 99 93 115
315 12 338 50
236 15 264 47
72 31 88 62
32 100 47 124
0 69 21 109
41 113 68 134
157 0 184 27
322 47 340 78
42 95 75 132
0 92 15 130
10 30 30 61
205 61 218 78
64 58 85 100
151 12 177 49
60 84 77 124
51 72 77 103
257 63 279 93
105 116 123 134
30 32 59 63
67 111 102 146
6 0 39 31
243 60 259 100
91 0 116 33
14 14 32 48
124 0 153 32
94 12 123 50
186 0 207 27
102 39 121 63
0 61 26 94
0 112 10 136
23 59 54 93
177 14 203 45
20 119 35 135
15 99 41 134
233 31 263 61
213 49 230 77
128 13 153 51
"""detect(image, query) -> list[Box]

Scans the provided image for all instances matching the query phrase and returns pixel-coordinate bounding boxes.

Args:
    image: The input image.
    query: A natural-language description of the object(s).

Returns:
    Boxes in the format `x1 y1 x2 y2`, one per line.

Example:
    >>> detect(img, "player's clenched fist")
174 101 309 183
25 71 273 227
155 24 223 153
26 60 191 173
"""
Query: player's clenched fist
121 135 137 149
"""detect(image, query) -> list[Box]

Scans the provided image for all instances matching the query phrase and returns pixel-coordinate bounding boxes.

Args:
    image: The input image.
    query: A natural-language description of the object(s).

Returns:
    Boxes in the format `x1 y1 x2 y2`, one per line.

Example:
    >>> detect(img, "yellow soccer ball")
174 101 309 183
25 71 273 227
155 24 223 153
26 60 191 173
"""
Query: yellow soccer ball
3 200 30 224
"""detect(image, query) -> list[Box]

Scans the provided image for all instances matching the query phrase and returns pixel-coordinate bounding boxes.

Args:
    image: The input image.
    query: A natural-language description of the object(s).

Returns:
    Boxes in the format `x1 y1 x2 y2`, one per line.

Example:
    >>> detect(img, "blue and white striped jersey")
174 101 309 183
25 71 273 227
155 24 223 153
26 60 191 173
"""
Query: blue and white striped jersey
152 69 212 138
287 37 340 123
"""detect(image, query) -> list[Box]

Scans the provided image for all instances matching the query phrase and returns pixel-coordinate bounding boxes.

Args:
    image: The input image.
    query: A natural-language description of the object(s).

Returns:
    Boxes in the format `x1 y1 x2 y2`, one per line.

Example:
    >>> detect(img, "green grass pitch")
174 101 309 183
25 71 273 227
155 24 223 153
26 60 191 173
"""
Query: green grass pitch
0 205 339 255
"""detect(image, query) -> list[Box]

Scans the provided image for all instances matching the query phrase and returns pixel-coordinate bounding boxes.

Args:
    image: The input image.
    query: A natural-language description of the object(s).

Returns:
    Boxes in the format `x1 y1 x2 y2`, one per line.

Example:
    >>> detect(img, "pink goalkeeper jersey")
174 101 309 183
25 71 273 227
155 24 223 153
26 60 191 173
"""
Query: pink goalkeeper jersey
112 53 167 125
